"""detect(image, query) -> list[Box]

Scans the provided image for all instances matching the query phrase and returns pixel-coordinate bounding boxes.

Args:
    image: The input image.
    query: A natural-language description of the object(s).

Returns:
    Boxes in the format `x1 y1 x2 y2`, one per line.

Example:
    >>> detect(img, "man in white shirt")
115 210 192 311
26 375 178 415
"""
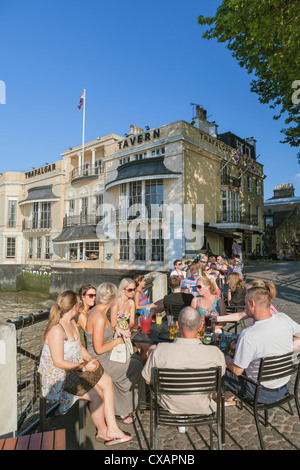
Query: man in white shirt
142 306 226 415
225 287 300 403
170 259 186 280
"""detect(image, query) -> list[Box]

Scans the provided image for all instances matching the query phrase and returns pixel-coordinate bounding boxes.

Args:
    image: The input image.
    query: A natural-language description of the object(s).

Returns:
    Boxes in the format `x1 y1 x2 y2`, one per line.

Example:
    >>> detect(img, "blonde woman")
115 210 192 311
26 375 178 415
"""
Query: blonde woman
38 290 132 446
191 275 226 320
85 282 143 425
110 278 137 337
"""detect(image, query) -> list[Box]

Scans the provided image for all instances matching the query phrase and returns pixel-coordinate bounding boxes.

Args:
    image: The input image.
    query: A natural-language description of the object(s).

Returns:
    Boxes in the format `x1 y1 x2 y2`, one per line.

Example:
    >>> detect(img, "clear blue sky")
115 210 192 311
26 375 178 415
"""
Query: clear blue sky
0 0 299 200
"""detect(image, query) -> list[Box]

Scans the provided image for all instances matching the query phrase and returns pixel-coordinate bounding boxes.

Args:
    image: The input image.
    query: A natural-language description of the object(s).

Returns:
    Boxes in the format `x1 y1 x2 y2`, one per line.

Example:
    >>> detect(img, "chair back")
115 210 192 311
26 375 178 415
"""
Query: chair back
258 351 300 384
154 367 222 397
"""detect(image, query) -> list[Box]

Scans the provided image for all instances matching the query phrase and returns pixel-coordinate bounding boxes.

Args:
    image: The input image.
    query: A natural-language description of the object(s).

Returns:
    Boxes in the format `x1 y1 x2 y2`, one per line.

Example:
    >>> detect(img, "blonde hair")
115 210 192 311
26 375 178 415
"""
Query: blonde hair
249 279 276 300
118 278 135 296
44 290 80 340
96 282 118 305
197 275 218 295
228 272 245 292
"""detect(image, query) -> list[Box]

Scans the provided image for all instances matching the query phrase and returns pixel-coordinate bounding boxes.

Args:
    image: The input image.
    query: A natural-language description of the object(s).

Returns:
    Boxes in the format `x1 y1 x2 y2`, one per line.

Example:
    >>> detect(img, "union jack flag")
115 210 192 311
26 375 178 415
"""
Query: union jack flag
233 145 242 174
77 91 85 110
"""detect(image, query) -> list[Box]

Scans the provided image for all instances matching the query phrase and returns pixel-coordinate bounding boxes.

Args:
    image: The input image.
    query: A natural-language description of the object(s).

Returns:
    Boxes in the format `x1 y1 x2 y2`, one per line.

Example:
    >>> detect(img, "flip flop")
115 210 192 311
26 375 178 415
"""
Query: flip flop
116 413 136 425
105 433 132 446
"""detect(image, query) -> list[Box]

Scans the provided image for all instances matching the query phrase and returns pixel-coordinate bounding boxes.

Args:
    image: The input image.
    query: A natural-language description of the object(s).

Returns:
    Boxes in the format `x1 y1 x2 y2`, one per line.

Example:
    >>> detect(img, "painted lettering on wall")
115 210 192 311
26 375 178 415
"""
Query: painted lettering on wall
25 163 56 179
118 129 160 150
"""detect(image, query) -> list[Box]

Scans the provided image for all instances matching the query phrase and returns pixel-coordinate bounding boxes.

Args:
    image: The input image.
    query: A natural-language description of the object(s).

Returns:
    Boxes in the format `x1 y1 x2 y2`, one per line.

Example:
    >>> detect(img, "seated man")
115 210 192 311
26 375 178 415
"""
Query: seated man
163 275 194 321
225 287 300 403
142 306 226 415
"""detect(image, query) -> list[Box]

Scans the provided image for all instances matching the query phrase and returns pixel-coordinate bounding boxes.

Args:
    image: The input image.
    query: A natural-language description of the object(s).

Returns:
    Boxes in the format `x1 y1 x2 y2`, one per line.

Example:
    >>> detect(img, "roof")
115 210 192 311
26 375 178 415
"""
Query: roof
19 185 59 205
53 225 109 244
264 195 300 206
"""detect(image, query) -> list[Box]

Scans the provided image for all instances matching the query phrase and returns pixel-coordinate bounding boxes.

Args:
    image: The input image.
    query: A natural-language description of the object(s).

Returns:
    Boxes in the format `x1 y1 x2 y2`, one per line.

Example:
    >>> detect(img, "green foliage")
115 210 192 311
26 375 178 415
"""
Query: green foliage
198 0 300 160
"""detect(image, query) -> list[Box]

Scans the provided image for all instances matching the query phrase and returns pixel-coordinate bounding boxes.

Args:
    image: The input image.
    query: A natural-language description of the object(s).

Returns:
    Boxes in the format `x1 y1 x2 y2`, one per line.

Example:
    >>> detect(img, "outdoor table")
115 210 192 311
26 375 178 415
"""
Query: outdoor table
131 320 176 344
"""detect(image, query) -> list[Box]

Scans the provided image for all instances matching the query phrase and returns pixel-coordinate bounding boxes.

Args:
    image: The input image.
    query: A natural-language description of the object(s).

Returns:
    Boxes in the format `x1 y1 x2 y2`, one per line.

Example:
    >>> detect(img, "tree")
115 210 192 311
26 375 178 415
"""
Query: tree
198 0 300 161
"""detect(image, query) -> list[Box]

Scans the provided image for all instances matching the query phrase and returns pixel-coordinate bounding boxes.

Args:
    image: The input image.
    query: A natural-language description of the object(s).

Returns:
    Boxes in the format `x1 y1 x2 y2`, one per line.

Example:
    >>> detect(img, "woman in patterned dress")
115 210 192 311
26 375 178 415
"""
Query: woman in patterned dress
38 290 132 445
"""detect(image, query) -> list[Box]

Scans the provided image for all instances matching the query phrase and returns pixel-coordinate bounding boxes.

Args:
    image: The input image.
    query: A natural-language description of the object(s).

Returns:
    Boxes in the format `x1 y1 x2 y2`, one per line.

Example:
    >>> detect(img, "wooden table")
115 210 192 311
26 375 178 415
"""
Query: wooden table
0 429 66 450
132 321 177 344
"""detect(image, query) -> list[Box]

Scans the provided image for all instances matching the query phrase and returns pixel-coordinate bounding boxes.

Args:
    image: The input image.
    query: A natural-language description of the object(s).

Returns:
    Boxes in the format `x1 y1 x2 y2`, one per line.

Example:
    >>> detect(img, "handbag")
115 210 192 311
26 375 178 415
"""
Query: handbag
109 334 133 363
62 360 104 397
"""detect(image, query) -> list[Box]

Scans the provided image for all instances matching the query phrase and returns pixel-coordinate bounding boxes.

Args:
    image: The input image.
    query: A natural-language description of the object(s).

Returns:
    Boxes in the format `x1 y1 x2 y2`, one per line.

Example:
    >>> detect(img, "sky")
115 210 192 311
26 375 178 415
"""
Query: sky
0 0 299 200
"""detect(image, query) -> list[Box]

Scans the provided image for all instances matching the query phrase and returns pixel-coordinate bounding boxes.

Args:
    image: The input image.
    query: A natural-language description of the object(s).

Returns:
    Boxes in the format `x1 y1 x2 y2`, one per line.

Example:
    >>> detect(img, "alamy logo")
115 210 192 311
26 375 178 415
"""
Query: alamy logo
0 81 6 104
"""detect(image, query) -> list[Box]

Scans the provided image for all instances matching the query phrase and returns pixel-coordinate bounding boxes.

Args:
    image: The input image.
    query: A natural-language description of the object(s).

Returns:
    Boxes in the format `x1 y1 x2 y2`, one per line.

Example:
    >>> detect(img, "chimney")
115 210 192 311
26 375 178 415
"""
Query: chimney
245 137 257 150
192 107 210 134
273 183 295 199
209 121 219 138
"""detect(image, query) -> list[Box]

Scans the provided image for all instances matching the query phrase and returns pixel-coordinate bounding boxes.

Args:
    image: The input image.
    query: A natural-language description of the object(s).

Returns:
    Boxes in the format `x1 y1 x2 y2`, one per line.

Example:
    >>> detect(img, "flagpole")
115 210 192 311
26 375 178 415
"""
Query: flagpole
238 154 261 179
82 88 86 169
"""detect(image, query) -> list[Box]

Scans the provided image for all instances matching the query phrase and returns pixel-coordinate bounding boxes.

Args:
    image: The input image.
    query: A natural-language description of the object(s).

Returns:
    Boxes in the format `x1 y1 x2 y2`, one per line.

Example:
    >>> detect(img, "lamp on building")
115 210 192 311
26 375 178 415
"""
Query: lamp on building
106 253 113 260
145 126 150 131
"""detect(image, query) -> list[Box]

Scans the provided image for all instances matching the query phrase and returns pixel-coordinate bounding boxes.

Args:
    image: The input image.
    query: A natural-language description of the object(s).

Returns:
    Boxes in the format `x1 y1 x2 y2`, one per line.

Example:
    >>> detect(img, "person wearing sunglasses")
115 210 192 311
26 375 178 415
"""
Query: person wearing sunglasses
191 276 226 322
133 274 157 316
170 259 186 281
111 278 137 338
76 284 97 348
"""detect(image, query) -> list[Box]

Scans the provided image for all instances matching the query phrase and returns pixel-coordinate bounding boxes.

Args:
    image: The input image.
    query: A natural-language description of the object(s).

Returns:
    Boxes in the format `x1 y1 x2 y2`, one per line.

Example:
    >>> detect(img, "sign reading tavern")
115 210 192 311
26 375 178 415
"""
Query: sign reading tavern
25 163 56 179
118 129 160 150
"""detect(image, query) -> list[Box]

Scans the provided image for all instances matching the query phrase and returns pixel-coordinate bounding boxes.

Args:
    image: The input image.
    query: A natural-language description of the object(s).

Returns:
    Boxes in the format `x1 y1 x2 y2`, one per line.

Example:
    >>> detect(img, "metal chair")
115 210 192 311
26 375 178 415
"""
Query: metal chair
150 367 224 450
226 350 300 450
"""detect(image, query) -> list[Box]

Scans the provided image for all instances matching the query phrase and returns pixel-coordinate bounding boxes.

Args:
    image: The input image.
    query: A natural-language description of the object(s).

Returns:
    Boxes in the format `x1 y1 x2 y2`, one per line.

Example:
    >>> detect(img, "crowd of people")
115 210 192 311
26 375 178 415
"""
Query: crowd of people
38 253 300 445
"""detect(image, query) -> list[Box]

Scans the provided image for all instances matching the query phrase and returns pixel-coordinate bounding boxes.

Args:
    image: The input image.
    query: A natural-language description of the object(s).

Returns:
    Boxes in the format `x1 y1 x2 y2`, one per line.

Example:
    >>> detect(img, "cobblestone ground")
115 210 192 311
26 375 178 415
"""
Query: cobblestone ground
20 261 300 451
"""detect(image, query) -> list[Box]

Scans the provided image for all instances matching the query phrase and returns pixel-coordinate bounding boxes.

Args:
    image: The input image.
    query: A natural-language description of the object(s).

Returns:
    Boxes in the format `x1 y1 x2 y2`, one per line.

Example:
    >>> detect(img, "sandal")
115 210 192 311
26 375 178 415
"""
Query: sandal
95 434 109 444
105 433 132 446
116 413 136 425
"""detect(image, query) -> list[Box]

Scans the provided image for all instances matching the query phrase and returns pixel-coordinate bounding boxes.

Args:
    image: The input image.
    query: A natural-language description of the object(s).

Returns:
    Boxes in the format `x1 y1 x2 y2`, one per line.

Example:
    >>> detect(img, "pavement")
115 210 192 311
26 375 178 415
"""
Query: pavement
22 261 300 452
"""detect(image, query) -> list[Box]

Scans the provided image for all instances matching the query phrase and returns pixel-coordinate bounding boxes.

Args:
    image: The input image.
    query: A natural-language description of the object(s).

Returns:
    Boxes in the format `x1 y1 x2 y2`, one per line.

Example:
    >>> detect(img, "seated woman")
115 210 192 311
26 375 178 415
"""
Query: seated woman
85 282 143 425
76 284 96 348
38 290 131 446
191 275 226 323
110 278 136 338
227 273 246 311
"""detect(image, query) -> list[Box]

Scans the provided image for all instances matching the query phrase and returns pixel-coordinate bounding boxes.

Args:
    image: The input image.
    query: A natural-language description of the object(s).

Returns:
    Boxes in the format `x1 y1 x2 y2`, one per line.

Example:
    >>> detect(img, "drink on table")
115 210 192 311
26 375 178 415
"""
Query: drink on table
198 319 205 340
168 323 177 339
156 312 162 326
141 315 151 334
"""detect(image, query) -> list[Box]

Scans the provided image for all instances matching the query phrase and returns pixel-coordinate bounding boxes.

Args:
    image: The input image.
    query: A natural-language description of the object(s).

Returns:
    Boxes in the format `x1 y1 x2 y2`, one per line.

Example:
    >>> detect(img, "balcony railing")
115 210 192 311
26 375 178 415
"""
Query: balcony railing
220 175 241 188
217 211 258 226
70 164 103 182
63 213 103 227
22 219 52 231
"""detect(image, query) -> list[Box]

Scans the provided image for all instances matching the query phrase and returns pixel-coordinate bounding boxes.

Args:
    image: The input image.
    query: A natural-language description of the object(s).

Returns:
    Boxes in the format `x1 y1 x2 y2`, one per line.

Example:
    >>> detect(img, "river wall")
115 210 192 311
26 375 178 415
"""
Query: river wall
0 264 169 299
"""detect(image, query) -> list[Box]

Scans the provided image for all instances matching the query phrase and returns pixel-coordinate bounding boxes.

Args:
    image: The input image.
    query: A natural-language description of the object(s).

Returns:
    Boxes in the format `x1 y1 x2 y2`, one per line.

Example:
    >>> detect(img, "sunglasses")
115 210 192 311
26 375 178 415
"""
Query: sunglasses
84 293 96 299
125 288 135 293
196 285 204 289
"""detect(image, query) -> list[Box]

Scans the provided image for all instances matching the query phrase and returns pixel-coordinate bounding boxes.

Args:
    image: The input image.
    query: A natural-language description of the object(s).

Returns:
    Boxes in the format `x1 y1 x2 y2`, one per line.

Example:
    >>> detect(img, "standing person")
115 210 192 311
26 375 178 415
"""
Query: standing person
228 259 243 278
85 282 143 425
163 275 194 321
38 290 132 445
110 278 137 337
76 284 96 348
191 275 226 322
170 260 186 281
133 275 157 316
224 287 300 403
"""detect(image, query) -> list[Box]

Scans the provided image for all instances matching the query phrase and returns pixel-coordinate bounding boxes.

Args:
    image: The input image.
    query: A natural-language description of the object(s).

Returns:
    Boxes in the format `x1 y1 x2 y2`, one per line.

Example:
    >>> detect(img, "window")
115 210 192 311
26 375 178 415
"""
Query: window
45 236 51 259
151 229 164 261
41 202 51 229
119 232 130 261
151 147 165 157
68 199 75 215
247 176 252 192
95 194 103 210
8 199 17 228
31 202 39 229
257 206 260 224
28 237 33 259
255 179 259 195
85 242 99 260
95 159 104 175
221 190 240 222
135 153 146 160
69 243 78 260
36 237 42 259
82 162 90 176
6 237 16 258
119 157 130 165
134 230 146 260
129 181 142 208
81 197 88 222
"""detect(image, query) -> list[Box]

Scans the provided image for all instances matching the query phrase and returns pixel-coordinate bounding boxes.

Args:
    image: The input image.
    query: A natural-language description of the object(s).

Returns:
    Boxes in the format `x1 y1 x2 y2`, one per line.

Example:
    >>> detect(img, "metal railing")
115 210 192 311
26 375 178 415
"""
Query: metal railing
63 213 103 227
217 211 258 225
22 219 52 231
220 175 241 188
70 164 103 181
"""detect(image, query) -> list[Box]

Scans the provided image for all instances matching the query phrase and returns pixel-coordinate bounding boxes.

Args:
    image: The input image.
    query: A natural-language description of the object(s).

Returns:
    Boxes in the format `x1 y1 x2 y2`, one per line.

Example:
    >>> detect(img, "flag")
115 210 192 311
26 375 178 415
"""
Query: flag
77 91 85 110
250 162 255 174
233 145 242 174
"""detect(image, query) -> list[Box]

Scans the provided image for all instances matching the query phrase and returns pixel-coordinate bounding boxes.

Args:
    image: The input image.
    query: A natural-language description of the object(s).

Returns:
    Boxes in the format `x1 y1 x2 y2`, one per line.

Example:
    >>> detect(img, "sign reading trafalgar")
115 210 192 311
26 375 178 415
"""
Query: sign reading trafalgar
25 163 56 179
118 129 160 150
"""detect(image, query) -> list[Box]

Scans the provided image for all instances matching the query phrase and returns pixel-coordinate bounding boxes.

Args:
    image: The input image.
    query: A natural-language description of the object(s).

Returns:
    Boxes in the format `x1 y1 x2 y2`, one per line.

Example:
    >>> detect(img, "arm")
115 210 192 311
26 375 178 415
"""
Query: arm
129 300 135 330
217 297 227 316
225 355 244 376
217 311 248 323
92 316 123 355
77 310 87 332
135 290 156 310
110 301 118 330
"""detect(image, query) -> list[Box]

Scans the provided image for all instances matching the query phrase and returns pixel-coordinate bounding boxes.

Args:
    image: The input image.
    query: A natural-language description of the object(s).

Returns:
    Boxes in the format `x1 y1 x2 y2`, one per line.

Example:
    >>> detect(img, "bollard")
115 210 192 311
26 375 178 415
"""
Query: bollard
0 322 18 437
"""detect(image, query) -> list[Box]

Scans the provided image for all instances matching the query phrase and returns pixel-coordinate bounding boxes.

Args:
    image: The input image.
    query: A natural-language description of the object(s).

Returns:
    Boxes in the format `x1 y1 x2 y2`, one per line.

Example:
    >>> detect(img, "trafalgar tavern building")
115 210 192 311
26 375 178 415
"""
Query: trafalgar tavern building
0 107 265 272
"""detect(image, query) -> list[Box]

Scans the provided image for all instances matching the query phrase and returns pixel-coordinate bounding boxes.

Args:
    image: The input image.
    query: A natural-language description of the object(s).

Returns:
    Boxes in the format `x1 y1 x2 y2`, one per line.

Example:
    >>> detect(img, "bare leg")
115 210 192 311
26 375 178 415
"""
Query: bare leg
97 372 126 439
81 385 108 440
